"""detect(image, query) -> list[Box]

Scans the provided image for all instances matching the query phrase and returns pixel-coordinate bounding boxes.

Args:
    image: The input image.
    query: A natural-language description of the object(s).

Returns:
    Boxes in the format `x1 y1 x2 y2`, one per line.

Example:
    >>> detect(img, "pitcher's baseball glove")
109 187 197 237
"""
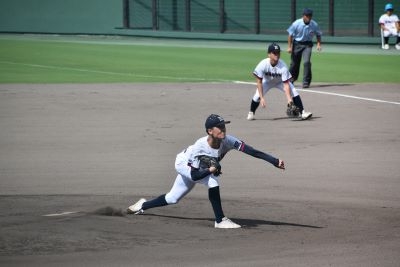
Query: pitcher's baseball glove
198 155 222 176
286 102 300 117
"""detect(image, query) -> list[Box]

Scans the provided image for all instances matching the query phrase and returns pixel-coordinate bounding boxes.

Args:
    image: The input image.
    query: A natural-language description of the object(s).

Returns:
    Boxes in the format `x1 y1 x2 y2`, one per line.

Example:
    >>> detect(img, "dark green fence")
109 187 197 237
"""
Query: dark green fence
0 0 121 34
123 0 399 37
0 0 398 38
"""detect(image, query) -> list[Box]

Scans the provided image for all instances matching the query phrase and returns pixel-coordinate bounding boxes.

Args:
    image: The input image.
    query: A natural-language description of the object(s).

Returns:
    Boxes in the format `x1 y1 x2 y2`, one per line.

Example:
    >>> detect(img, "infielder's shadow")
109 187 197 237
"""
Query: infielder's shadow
271 116 321 121
309 83 353 88
252 116 321 121
144 213 322 229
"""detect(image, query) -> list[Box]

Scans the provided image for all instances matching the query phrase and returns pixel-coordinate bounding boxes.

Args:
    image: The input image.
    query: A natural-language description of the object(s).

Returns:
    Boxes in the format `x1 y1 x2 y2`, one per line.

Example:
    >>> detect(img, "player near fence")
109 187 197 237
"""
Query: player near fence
287 8 322 88
379 3 400 50
127 114 285 229
246 43 313 121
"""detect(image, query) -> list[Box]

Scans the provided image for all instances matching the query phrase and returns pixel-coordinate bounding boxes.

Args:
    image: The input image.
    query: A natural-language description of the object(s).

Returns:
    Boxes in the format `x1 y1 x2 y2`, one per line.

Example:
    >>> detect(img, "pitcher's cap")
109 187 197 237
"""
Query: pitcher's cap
205 114 230 129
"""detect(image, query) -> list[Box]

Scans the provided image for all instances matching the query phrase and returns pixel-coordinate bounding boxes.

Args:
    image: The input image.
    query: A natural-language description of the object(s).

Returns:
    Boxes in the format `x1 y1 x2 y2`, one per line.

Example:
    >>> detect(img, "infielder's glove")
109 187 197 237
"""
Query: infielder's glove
286 102 300 117
198 155 222 176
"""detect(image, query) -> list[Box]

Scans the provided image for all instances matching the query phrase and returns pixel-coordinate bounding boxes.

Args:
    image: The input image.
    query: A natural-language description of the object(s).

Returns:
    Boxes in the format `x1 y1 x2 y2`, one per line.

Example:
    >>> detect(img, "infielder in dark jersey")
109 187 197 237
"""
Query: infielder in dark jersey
127 114 285 229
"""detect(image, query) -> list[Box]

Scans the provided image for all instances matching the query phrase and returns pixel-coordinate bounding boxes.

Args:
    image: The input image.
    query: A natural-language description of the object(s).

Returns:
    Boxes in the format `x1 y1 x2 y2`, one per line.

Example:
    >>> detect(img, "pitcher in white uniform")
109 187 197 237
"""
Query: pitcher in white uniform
127 114 285 229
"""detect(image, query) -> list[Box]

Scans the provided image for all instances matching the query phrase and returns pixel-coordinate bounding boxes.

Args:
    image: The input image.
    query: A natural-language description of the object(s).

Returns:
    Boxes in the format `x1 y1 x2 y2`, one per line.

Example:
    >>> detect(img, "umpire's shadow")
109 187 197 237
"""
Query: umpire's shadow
144 213 322 229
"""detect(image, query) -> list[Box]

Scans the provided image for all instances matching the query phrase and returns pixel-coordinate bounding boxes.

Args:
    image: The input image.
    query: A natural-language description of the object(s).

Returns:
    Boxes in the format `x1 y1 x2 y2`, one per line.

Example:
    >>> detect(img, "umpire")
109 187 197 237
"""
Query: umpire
287 8 322 88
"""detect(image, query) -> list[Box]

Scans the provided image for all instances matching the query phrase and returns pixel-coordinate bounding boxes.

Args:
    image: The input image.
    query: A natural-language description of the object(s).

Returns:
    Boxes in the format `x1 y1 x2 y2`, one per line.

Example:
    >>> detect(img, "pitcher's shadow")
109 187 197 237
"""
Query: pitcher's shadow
144 213 322 229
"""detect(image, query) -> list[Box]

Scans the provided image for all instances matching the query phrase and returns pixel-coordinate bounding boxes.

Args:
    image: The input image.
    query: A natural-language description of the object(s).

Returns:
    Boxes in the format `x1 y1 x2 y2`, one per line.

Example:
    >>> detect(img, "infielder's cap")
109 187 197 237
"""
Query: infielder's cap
385 3 393 11
303 8 313 16
205 114 230 129
268 43 281 53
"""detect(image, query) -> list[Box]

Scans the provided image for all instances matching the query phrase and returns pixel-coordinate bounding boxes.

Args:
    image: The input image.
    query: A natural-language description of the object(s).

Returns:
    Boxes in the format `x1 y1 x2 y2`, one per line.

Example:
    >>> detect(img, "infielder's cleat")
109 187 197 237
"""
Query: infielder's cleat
300 110 313 120
247 112 255 121
383 44 389 50
215 217 241 229
396 43 400 50
127 198 146 214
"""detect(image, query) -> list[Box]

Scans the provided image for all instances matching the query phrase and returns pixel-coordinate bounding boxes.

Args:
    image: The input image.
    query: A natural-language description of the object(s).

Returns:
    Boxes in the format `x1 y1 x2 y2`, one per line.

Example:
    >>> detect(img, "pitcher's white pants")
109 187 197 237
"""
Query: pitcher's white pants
165 151 219 204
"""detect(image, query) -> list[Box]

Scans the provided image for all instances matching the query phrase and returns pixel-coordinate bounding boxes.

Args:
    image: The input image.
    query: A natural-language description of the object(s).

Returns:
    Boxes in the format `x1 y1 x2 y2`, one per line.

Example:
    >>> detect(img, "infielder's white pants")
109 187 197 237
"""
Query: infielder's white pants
252 82 299 102
382 28 400 37
164 151 220 204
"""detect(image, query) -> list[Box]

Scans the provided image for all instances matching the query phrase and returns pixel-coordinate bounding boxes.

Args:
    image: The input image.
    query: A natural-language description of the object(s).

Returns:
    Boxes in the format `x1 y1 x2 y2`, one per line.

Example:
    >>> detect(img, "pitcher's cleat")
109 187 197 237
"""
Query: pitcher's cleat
127 198 146 214
215 217 241 229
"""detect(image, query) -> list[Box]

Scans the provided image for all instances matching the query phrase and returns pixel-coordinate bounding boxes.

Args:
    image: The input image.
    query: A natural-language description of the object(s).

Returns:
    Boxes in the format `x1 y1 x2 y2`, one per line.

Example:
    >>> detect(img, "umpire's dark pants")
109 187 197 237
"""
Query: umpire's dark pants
289 41 313 87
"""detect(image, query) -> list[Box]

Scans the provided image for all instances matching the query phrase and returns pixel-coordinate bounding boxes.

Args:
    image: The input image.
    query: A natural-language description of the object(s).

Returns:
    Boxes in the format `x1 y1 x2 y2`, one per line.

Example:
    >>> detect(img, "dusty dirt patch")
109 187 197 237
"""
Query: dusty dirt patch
0 83 399 266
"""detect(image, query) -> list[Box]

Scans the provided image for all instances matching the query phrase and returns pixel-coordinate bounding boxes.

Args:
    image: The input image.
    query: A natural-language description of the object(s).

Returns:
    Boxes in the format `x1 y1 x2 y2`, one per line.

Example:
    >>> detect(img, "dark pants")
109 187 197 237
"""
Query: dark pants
384 36 400 44
289 41 313 87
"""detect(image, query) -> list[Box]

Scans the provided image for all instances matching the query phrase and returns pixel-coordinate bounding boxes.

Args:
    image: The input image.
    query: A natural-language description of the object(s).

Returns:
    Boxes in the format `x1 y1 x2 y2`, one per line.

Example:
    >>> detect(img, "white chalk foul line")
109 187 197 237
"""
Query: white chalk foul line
300 88 400 105
234 81 400 105
1 60 399 105
43 211 79 217
0 60 230 82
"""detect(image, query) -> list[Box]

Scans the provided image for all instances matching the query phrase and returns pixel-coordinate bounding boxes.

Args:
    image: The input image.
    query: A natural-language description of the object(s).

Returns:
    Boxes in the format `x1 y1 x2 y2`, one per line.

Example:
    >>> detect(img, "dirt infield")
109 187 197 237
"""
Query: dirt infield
0 82 399 266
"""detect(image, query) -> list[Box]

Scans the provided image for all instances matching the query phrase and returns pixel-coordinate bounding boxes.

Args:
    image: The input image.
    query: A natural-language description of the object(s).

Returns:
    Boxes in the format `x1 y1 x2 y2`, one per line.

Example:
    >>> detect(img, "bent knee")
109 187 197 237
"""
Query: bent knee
165 193 179 204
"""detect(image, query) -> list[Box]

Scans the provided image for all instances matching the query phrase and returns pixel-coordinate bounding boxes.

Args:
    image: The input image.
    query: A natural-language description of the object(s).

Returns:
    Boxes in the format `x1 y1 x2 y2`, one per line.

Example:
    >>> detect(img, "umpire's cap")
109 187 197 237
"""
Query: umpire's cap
268 43 281 53
205 114 230 130
303 8 313 16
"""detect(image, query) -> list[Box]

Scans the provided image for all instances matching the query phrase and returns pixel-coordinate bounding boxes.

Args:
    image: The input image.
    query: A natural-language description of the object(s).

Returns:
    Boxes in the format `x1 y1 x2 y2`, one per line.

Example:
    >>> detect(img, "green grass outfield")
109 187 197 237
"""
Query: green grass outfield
0 34 399 84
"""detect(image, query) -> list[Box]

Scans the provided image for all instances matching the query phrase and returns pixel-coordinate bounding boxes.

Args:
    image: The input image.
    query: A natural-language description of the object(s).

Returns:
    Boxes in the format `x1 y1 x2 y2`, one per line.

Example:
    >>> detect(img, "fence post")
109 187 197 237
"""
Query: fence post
255 0 260 34
329 0 334 36
220 0 225 33
172 0 178 30
152 0 158 30
291 0 296 22
122 0 130 28
368 0 374 36
185 0 191 31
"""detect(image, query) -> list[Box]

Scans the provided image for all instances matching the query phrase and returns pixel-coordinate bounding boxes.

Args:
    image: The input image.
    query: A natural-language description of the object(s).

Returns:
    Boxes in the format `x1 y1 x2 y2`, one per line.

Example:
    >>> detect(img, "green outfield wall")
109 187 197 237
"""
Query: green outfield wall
1 0 398 44
0 0 122 34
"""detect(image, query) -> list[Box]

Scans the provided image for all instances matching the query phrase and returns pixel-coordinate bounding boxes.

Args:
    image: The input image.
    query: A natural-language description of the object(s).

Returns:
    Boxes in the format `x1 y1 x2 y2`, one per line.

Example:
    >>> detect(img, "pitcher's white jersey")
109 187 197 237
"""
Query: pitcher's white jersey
182 135 244 169
253 58 292 87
